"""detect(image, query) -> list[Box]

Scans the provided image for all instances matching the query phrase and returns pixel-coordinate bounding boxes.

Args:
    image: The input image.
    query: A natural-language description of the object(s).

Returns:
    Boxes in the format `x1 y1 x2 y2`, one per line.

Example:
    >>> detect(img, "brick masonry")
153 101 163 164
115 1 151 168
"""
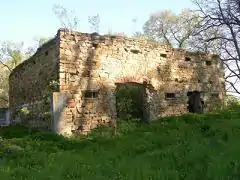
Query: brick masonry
9 29 226 136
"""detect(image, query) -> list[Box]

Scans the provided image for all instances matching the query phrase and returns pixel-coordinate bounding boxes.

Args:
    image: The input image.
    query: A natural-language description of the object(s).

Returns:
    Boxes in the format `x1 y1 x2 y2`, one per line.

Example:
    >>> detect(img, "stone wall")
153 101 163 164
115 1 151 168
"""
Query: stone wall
8 29 225 135
56 29 225 136
9 38 60 125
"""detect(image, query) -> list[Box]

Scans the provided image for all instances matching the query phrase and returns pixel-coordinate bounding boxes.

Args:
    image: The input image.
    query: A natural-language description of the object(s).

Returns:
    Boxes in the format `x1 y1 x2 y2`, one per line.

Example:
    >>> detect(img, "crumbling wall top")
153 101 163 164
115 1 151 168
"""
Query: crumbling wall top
10 28 221 80
57 28 171 50
57 28 220 59
9 37 58 78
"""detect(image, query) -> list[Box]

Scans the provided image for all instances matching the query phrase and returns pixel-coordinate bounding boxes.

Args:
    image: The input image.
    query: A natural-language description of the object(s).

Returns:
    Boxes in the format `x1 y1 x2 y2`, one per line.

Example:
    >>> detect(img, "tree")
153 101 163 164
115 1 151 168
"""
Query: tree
52 4 79 31
25 37 51 58
188 25 222 53
0 41 25 107
88 14 100 33
193 0 240 95
0 68 9 106
0 38 49 107
143 9 202 49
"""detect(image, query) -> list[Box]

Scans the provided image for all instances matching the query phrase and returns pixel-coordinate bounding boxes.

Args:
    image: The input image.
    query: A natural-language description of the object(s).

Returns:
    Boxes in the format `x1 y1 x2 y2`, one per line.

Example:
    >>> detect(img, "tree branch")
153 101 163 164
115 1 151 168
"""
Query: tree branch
0 60 12 72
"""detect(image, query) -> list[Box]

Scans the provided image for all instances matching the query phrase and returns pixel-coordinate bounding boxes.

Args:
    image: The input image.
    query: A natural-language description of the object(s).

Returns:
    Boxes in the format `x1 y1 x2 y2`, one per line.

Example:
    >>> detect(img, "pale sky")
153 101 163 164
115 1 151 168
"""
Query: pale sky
0 0 194 46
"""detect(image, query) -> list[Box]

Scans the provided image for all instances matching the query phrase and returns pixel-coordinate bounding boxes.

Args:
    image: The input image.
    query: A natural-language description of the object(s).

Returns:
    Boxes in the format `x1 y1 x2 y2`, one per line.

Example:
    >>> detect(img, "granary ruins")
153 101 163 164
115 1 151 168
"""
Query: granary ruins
9 29 226 136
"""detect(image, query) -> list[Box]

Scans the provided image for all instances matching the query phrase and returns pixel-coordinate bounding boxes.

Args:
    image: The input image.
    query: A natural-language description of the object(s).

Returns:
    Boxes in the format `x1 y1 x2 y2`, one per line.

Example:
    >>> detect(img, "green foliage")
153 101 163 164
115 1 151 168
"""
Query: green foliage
1 107 240 179
115 84 143 121
0 40 50 108
42 80 59 105
225 95 240 108
0 41 25 107
20 107 30 115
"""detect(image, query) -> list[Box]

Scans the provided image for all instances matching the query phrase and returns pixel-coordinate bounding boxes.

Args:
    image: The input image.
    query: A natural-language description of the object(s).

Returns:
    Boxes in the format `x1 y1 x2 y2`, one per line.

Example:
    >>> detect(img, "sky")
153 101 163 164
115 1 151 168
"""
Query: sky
0 0 194 47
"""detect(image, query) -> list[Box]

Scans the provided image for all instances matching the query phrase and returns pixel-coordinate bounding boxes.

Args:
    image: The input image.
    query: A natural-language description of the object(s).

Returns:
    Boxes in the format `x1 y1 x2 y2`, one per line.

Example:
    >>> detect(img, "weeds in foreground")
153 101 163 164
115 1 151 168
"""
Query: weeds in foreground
0 107 240 179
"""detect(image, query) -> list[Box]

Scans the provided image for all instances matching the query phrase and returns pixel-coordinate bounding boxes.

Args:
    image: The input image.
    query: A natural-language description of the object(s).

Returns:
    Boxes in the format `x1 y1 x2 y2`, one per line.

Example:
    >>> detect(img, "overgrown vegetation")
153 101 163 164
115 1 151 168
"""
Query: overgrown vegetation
0 105 240 179
115 84 145 121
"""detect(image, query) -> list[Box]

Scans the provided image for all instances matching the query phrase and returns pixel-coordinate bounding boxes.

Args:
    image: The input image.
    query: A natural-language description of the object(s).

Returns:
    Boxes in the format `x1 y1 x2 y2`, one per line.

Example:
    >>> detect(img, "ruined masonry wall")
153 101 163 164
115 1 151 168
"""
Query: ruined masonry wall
8 29 225 135
9 38 60 123
57 30 225 136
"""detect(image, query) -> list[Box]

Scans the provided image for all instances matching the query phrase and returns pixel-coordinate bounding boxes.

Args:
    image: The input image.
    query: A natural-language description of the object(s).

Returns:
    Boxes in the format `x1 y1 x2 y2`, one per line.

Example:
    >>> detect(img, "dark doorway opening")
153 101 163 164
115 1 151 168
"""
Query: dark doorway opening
115 83 149 121
187 91 204 113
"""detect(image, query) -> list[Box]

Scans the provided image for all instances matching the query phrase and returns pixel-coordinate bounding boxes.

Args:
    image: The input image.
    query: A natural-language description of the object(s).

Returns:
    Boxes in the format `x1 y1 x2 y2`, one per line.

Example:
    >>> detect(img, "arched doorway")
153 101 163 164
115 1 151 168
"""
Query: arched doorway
115 82 149 121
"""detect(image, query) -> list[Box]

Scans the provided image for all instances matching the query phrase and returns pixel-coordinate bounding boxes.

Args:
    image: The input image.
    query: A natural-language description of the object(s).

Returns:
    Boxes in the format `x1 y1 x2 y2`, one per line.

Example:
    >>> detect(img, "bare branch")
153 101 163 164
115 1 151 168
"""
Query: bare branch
0 60 12 72
193 0 240 94
226 79 240 94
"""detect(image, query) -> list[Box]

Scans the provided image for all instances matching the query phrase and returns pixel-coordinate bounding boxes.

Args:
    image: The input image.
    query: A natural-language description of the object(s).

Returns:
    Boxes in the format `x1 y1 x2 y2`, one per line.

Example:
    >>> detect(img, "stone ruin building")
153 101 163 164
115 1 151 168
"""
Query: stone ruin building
9 29 226 136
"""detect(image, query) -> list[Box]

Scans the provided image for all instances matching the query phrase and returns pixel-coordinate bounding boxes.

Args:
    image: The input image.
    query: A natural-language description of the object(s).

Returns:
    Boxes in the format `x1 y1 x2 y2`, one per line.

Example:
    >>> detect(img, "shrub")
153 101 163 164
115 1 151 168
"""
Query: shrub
225 95 240 108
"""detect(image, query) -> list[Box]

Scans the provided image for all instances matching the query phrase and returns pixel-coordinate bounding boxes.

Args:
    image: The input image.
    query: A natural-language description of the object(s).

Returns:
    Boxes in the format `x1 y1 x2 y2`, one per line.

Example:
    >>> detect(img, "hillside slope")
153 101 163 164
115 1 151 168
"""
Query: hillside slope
0 107 240 179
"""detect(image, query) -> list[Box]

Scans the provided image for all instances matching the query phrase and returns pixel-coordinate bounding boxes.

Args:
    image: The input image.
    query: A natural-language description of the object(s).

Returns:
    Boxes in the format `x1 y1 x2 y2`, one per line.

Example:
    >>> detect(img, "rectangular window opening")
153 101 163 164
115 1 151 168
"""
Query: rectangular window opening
185 57 191 61
165 93 176 99
130 49 140 54
160 53 167 58
84 90 99 99
206 60 212 66
211 93 219 98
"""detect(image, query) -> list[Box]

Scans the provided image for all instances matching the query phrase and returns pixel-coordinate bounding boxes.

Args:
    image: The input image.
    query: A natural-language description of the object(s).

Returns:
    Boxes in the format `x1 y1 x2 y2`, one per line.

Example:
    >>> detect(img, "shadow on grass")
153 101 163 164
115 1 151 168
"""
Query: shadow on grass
0 120 144 157
1 106 239 156
0 125 94 154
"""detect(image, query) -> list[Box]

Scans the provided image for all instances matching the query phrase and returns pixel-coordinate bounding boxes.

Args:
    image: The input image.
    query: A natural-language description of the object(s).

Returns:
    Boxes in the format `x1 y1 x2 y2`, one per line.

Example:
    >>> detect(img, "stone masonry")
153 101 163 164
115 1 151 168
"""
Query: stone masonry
9 29 226 136
9 38 59 125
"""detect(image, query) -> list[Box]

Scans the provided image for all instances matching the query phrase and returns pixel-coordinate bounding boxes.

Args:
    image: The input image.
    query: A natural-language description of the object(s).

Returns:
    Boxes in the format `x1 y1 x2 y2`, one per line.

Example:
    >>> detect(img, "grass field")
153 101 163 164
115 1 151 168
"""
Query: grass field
1 107 240 179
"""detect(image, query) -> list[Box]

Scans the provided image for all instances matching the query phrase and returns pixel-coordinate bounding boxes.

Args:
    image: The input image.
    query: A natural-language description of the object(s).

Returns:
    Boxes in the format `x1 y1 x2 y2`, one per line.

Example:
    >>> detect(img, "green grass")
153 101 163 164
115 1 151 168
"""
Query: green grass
1 107 240 179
